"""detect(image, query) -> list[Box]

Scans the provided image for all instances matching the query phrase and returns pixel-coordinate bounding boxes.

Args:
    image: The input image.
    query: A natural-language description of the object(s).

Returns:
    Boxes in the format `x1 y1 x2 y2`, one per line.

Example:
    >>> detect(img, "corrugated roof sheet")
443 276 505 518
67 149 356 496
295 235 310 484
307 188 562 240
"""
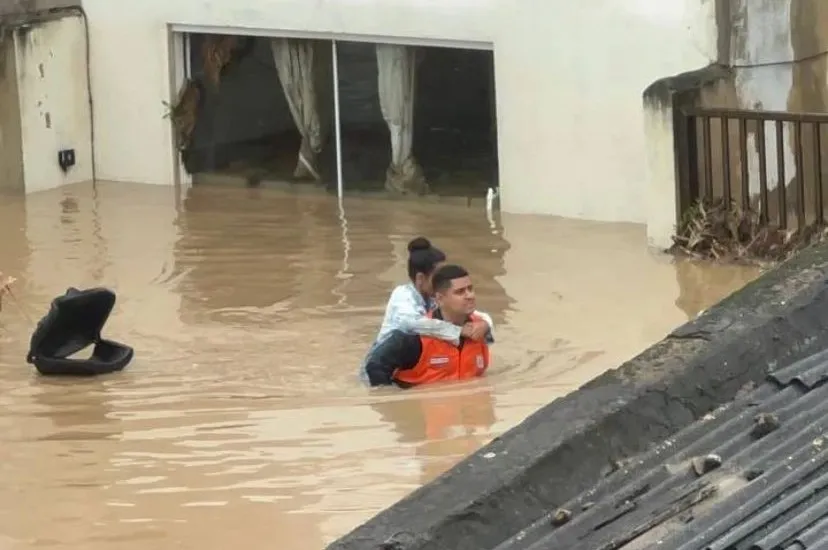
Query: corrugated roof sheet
495 348 828 550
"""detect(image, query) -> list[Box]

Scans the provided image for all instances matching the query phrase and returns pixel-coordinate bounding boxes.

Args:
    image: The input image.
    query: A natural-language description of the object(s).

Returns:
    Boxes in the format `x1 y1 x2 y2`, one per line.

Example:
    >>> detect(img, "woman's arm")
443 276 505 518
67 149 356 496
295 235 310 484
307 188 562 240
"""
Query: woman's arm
396 302 463 344
389 287 463 344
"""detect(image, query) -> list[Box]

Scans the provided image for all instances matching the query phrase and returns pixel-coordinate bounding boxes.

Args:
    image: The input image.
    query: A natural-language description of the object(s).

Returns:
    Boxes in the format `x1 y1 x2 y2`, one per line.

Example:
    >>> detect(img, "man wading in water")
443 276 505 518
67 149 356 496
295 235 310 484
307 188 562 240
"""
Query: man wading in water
359 237 494 383
364 264 492 388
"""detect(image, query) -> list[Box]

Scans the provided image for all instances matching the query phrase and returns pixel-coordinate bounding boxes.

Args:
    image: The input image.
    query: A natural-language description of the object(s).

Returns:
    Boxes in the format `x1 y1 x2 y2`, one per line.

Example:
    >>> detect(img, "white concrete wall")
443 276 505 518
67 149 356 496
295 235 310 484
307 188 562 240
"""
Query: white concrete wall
15 14 93 193
81 0 717 233
642 97 680 250
495 0 717 224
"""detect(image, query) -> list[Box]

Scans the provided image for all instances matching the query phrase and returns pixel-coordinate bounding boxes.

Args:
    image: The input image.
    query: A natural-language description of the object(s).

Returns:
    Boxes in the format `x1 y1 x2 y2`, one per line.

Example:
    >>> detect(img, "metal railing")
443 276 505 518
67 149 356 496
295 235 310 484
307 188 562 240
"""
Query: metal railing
675 107 828 230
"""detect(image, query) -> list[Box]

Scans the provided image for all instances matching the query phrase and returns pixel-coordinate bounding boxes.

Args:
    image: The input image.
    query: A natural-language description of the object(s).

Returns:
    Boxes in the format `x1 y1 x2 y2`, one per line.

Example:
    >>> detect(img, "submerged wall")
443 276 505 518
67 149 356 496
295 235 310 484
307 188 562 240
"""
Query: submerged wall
16 12 93 192
80 0 495 188
80 0 716 226
77 0 828 239
0 10 93 193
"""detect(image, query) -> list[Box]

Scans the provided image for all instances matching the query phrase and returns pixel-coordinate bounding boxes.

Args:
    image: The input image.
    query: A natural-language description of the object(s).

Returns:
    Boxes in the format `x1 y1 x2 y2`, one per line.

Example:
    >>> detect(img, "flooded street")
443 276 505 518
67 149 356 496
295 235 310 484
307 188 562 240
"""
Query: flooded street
0 182 760 549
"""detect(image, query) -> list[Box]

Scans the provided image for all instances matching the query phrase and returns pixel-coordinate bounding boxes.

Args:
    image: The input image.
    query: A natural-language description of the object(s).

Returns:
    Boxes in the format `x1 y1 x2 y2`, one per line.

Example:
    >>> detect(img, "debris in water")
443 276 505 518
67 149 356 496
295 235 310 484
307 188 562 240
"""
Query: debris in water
691 453 722 476
670 198 827 264
26 287 134 376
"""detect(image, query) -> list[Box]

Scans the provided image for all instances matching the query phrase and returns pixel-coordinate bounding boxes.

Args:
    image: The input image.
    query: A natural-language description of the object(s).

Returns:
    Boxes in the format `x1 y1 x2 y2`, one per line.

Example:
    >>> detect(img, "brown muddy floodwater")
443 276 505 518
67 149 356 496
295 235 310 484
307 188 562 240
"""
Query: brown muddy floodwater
0 182 760 549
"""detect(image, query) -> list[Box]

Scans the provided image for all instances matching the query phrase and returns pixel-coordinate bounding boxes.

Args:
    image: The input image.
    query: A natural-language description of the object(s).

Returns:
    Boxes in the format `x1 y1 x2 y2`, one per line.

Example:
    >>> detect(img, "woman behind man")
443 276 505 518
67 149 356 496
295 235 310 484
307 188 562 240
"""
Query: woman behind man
360 237 494 381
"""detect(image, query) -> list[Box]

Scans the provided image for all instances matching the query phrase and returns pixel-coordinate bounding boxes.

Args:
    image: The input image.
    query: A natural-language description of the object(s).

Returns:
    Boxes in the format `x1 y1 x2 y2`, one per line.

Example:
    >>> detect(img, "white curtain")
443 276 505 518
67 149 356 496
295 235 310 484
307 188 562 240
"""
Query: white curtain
271 38 331 181
376 44 427 194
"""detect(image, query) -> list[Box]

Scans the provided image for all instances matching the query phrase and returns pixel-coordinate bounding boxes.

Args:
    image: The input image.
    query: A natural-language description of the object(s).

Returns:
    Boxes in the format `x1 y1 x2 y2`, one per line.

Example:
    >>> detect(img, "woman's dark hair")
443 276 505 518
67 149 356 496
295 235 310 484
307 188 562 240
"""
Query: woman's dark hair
407 237 446 280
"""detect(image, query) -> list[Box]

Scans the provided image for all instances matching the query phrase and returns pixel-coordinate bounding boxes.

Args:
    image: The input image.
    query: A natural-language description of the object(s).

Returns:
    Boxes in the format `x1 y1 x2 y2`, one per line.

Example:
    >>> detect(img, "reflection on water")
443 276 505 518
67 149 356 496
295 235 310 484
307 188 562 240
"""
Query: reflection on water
0 182 760 549
370 381 497 485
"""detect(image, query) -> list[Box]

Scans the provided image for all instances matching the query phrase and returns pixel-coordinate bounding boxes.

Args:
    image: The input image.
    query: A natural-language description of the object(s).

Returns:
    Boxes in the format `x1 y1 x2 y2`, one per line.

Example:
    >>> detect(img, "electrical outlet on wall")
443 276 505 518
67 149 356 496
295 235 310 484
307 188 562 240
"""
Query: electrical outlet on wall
58 149 75 172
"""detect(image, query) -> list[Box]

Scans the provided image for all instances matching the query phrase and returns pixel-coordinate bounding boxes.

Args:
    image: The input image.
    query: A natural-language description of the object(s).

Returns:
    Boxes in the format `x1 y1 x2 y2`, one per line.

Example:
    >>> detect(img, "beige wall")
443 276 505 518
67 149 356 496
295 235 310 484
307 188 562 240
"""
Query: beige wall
15 13 93 192
79 0 720 232
494 0 716 224
45 0 828 244
81 0 496 189
0 12 92 193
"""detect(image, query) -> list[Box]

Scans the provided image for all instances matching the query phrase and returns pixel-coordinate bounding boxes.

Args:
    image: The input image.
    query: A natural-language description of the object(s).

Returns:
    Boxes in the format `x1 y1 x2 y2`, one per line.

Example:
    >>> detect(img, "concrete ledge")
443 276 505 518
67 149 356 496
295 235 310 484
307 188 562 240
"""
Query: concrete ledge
0 0 78 19
642 64 731 251
328 244 828 550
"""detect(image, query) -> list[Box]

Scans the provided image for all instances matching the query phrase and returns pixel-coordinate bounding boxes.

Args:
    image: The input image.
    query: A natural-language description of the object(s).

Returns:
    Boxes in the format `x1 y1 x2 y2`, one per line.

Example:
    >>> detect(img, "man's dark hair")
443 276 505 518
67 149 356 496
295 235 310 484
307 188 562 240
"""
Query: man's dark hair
432 264 469 293
407 237 446 280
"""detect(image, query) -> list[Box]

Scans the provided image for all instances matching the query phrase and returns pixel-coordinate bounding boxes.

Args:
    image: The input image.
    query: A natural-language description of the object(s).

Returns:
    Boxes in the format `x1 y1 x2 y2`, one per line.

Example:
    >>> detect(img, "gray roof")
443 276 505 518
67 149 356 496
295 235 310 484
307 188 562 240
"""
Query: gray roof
496 349 828 550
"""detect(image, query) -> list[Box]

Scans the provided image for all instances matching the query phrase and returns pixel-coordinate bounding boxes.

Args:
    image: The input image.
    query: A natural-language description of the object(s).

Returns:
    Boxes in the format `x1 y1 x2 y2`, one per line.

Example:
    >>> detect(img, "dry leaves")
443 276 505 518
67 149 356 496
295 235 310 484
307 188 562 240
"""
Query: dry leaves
671 199 827 264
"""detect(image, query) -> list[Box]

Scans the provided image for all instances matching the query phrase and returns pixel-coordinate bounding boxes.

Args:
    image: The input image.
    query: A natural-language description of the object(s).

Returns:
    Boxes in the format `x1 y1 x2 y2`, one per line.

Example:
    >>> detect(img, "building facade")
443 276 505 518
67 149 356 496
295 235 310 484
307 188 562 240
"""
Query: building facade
4 0 822 249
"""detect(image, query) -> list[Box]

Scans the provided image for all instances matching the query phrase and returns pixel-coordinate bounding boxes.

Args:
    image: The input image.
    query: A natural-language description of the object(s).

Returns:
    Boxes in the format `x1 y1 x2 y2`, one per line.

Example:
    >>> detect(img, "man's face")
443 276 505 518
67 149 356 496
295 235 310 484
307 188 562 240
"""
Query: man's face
435 275 476 318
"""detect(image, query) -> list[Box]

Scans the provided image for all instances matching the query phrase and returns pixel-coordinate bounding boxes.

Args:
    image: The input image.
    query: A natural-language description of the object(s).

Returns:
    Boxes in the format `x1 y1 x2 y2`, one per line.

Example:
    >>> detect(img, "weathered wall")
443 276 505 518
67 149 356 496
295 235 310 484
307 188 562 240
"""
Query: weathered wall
716 0 828 113
703 1 809 207
724 0 828 223
642 65 731 249
0 10 90 194
643 0 828 248
0 0 77 18
14 12 93 192
0 30 24 192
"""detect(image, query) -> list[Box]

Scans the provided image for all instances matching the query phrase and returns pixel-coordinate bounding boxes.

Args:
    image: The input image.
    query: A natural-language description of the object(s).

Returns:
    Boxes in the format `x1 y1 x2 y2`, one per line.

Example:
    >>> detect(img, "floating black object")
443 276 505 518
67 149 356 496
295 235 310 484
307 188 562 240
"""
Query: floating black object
25 287 134 376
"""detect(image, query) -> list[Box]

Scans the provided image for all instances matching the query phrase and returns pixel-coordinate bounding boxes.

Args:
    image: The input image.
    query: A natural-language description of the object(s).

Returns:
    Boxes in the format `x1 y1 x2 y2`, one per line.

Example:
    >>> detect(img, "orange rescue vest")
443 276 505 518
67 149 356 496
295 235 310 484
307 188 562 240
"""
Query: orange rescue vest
393 314 490 387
